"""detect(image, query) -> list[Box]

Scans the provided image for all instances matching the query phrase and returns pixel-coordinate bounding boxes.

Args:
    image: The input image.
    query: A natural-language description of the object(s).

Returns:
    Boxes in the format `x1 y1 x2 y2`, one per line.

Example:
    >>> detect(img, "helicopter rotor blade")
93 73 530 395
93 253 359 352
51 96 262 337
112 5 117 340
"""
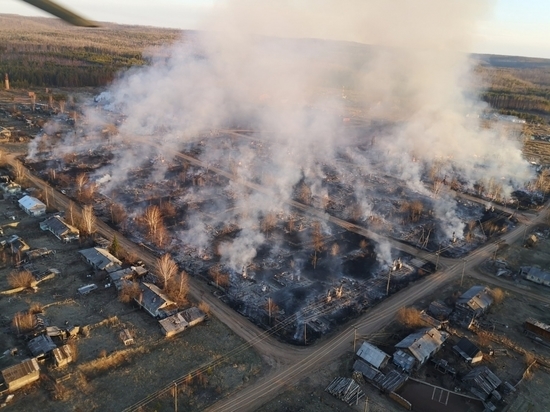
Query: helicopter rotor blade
21 0 99 27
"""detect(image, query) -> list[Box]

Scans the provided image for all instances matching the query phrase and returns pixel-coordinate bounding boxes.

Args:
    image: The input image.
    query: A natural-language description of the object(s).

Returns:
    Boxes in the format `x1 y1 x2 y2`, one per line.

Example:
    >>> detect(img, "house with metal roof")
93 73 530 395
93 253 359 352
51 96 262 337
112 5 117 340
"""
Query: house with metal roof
40 215 79 242
109 268 135 291
523 267 550 287
28 334 56 358
18 195 46 217
356 341 390 370
1 358 40 392
453 337 483 364
79 247 122 272
135 282 178 319
395 327 448 369
455 286 494 319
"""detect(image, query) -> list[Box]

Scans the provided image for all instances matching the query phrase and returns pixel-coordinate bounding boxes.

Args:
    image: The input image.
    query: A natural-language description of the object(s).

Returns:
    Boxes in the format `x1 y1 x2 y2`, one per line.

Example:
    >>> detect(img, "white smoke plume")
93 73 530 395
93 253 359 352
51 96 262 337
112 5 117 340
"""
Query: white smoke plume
29 0 535 268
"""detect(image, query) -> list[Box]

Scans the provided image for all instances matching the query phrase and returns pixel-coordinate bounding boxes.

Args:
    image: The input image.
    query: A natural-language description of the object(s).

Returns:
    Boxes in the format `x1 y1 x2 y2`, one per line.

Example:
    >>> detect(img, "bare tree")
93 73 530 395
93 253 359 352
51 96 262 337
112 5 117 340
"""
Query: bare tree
80 205 96 235
118 281 141 303
110 203 127 226
143 205 163 242
8 270 35 289
75 173 88 194
330 243 340 257
298 183 312 205
156 254 178 290
160 201 177 219
13 161 25 183
208 265 229 288
261 212 277 236
265 298 279 325
59 100 66 114
167 271 189 306
67 201 77 226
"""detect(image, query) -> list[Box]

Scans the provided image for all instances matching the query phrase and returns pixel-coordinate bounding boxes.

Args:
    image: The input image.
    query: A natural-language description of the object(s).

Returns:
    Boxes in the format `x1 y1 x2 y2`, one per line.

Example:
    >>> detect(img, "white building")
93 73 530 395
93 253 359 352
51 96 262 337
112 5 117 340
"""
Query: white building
18 195 46 217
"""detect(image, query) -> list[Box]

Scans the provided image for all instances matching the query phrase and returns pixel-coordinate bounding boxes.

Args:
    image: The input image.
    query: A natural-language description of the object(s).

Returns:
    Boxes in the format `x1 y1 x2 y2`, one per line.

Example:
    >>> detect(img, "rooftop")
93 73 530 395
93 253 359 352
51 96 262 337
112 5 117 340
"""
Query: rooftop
79 247 122 271
395 327 448 363
356 341 390 369
457 285 494 312
18 195 46 211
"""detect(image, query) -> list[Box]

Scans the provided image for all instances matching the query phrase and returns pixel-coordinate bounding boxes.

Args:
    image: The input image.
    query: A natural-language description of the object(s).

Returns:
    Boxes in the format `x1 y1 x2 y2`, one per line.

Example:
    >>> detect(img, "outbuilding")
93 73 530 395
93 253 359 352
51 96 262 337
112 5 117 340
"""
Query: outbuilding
1 358 40 392
18 195 46 217
79 247 122 272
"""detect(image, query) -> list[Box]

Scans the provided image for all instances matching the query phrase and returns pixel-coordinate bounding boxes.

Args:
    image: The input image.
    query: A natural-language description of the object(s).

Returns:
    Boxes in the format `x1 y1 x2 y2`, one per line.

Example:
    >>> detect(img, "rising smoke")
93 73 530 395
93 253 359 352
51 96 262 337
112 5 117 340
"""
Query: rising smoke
31 0 533 269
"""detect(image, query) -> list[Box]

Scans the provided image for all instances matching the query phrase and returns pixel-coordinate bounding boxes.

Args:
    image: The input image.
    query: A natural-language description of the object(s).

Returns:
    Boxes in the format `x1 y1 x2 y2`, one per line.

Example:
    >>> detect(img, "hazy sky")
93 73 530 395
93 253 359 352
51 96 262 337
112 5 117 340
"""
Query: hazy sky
4 0 550 58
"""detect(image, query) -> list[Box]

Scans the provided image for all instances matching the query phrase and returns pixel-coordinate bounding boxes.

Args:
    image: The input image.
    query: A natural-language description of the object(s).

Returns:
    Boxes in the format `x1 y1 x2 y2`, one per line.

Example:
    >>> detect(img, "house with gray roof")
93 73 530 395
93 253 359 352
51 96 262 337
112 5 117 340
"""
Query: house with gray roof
18 195 46 217
395 327 448 369
356 341 390 370
79 247 122 272
40 215 79 242
135 282 178 319
455 285 494 319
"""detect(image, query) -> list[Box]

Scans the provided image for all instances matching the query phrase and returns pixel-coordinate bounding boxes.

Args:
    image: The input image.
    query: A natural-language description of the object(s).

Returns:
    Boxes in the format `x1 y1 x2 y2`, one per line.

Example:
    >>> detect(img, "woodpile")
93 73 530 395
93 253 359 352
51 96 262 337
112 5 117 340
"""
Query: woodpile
325 377 364 405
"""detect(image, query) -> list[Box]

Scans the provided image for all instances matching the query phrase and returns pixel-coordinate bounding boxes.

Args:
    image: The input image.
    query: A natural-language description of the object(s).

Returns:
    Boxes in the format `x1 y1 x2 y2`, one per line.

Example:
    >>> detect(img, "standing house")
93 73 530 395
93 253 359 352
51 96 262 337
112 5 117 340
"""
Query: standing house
18 195 46 217
40 216 80 242
453 337 483 364
455 286 494 319
1 358 40 392
356 341 390 370
523 267 550 287
395 328 448 369
135 282 178 319
79 247 122 272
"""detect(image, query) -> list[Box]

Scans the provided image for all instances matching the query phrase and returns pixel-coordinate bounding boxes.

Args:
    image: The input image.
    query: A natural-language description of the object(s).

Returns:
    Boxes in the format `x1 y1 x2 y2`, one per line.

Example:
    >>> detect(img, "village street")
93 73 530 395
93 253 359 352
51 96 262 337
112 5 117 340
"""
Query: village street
6 153 550 412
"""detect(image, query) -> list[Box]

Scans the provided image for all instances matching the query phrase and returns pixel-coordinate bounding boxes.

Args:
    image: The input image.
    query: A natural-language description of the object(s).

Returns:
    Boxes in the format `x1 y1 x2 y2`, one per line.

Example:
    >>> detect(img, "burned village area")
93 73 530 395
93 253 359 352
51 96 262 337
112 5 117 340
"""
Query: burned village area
3 6 550 412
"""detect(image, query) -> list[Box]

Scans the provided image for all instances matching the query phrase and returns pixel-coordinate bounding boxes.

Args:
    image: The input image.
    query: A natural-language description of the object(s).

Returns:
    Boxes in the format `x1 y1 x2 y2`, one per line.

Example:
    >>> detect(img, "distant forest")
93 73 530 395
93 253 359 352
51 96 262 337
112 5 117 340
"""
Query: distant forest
2 14 550 123
0 14 181 88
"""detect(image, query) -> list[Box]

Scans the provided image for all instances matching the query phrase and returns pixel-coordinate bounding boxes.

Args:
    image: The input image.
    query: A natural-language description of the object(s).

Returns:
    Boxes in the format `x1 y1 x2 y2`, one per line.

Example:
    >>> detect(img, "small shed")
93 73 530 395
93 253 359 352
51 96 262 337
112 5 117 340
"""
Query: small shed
1 358 40 392
18 195 46 217
159 312 189 337
356 341 390 369
453 337 483 364
119 329 134 346
52 345 73 368
463 366 502 401
181 307 206 327
109 268 135 291
353 359 381 382
524 318 550 342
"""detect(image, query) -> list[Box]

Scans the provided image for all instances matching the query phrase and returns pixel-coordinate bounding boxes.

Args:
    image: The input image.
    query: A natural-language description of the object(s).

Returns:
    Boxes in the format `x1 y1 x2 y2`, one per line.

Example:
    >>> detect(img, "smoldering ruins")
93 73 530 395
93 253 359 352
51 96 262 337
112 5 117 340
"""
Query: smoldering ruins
24 1 543 344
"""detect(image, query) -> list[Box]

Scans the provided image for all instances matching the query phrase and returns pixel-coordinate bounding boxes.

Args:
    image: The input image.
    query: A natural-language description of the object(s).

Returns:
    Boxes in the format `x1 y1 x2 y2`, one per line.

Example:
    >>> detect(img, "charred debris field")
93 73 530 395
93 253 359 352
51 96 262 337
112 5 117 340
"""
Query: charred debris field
21 121 545 345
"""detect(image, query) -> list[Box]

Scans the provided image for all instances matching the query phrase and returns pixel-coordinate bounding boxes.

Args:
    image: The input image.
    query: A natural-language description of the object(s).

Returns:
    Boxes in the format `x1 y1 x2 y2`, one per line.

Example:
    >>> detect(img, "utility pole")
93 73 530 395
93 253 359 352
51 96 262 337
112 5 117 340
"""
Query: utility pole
461 259 466 287
304 322 307 345
174 382 177 412
364 396 369 412
353 326 358 352
386 268 392 296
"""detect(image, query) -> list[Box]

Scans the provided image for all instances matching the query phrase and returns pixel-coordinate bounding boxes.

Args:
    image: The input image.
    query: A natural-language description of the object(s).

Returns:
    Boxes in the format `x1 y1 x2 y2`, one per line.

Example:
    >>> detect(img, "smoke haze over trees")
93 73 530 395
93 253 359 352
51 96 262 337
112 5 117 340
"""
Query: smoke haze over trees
27 1 536 269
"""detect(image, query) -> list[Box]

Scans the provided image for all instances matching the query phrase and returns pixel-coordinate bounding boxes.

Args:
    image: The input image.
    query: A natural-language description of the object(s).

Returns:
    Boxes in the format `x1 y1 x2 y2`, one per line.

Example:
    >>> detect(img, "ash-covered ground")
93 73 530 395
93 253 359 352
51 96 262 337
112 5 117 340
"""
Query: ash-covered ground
20 0 549 344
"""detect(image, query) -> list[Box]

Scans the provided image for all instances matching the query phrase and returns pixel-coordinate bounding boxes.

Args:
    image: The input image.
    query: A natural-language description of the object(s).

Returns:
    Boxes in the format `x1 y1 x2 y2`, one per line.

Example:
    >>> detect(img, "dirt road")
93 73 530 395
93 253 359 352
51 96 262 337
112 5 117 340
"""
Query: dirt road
8 153 549 412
